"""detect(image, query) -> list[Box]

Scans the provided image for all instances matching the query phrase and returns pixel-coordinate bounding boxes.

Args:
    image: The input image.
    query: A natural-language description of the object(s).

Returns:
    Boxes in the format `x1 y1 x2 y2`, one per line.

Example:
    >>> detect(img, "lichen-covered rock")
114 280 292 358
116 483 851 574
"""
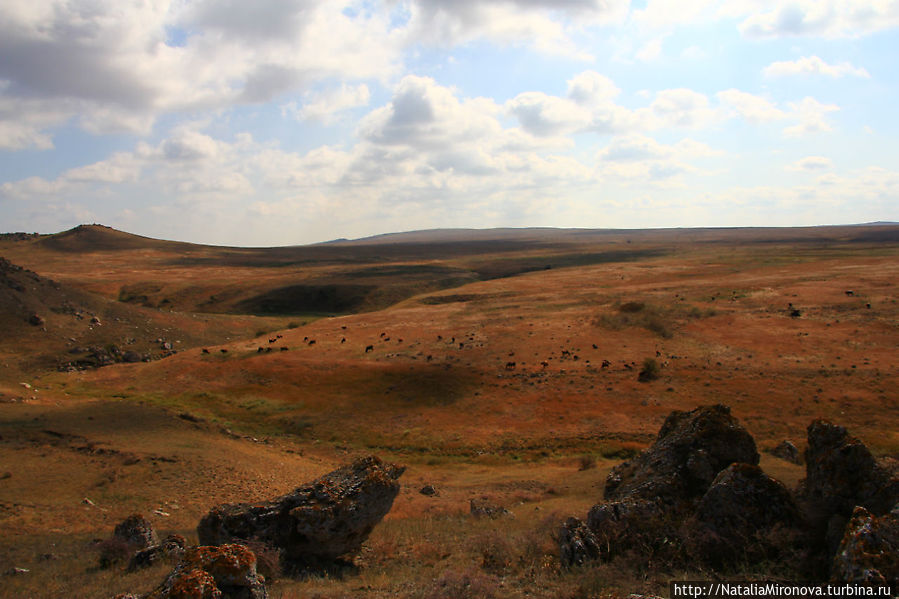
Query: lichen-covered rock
197 456 404 567
558 517 601 567
604 405 759 504
114 514 158 549
770 440 802 465
147 544 266 599
128 534 187 572
694 463 802 565
831 506 899 583
803 420 899 517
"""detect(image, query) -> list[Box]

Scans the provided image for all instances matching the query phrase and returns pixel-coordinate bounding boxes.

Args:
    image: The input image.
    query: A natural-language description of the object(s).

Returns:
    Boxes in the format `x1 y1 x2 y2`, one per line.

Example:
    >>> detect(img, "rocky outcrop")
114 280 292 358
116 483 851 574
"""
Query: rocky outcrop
558 517 601 567
831 506 899 583
145 544 266 599
694 463 802 565
604 405 759 504
470 498 513 519
197 456 403 568
803 420 899 518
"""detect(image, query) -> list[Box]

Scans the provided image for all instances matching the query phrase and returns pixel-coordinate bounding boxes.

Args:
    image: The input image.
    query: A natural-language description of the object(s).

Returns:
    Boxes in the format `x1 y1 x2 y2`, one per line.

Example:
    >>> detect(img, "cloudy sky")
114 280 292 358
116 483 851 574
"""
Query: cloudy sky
1 1 897 246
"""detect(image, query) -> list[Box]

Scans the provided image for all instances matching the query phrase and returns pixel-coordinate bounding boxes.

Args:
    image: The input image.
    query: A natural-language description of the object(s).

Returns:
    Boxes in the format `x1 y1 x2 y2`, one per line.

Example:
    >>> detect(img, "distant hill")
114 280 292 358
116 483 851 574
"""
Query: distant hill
35 224 198 253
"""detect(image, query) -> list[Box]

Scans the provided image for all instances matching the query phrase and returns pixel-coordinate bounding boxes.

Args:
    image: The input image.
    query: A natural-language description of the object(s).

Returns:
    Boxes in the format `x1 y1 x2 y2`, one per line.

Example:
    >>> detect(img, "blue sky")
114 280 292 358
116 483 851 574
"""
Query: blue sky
1 0 897 246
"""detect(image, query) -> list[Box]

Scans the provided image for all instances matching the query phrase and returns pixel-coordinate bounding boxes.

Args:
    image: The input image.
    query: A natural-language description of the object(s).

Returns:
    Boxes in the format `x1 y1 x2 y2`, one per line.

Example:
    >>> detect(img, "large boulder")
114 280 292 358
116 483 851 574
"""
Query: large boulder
604 405 759 504
693 463 802 566
831 506 899 584
803 420 899 518
146 544 266 599
197 456 404 567
128 534 187 572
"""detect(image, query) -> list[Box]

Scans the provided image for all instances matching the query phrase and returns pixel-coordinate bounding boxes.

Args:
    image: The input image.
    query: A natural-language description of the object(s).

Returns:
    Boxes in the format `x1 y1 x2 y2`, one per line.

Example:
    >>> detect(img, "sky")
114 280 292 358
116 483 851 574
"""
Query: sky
1 0 897 246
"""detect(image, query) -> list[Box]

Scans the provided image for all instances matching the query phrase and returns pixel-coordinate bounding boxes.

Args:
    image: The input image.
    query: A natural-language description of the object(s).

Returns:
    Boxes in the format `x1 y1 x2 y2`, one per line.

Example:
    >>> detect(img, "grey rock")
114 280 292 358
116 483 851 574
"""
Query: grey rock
605 404 759 504
558 516 601 567
831 506 898 584
197 456 403 567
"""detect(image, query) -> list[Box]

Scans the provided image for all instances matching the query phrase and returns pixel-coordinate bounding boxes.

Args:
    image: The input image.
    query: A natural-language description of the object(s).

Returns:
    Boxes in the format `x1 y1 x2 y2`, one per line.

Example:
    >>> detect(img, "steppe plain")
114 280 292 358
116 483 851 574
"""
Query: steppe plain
1 223 897 598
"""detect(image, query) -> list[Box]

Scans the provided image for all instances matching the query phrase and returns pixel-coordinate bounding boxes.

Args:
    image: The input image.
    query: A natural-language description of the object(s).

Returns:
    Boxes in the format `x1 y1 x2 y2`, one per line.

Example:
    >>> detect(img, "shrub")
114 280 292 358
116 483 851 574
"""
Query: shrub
577 455 597 471
96 537 137 569
638 358 661 382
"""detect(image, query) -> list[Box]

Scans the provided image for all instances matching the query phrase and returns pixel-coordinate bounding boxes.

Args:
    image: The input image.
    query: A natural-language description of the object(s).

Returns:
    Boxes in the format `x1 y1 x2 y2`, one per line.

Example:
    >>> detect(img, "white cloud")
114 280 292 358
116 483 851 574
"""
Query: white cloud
636 38 664 62
650 88 718 128
717 89 787 123
286 84 372 124
0 1 403 145
786 156 834 171
763 55 870 78
783 97 840 137
738 1 899 39
632 0 717 30
402 0 629 59
0 121 54 150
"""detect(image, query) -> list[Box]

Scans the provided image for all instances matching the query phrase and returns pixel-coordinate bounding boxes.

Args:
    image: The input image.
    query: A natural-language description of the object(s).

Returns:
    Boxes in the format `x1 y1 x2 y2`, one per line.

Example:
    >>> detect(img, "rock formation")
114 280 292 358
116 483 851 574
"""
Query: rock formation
604 404 759 504
197 456 403 568
831 506 898 583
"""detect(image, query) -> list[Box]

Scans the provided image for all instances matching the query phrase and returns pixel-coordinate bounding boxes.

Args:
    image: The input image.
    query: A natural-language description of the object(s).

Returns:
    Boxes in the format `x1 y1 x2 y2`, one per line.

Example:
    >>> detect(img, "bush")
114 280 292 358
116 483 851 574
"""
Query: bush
638 358 661 382
96 537 137 569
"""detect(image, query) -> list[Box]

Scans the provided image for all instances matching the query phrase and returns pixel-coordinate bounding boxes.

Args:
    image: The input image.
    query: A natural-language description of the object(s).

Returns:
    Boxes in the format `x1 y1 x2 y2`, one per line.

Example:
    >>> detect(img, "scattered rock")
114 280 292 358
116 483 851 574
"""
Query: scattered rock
197 456 403 568
146 544 266 599
558 516 601 567
28 314 44 326
3 567 29 576
90 316 101 326
122 350 143 363
694 463 802 565
770 440 803 465
419 485 439 497
470 498 514 519
605 404 759 504
128 534 187 572
831 506 899 583
803 420 899 517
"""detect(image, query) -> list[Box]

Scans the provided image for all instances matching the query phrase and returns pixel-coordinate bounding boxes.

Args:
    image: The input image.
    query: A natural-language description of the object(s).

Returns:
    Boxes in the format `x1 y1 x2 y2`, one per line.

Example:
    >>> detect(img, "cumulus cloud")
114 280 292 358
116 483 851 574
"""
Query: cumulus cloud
402 0 629 58
0 0 402 146
286 84 372 124
786 156 834 171
763 55 870 78
738 1 899 39
783 97 840 137
717 89 787 123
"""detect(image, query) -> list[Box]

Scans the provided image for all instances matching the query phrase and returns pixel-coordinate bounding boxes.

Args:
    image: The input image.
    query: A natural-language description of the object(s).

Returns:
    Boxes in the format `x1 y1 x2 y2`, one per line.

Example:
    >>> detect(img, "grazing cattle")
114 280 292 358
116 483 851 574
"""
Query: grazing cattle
269 338 276 344
380 332 386 338
426 355 433 362
459 342 464 349
341 337 346 344
303 336 308 342
280 347 288 352
866 303 871 309
220 349 228 354
601 360 611 368
365 345 374 353
202 348 210 354
592 344 598 349
341 325 347 329
397 338 403 343
383 337 390 341
437 335 442 341
656 350 662 357
308 339 316 346
276 334 283 339
266 347 273 353
845 290 854 296
257 347 264 353
508 351 515 357
505 361 516 371
540 361 549 369
624 363 633 370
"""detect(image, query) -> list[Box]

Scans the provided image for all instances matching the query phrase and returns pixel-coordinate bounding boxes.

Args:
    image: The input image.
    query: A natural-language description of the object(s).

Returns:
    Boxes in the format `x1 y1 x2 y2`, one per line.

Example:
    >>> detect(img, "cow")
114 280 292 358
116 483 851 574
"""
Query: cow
280 347 288 352
202 348 210 354
220 349 228 354
505 361 516 371
365 345 374 353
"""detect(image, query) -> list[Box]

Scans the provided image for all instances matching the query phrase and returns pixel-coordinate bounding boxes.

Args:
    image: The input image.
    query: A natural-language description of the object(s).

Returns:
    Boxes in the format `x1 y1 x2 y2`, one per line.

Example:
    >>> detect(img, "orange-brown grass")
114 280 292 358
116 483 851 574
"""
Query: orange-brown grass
1 225 897 597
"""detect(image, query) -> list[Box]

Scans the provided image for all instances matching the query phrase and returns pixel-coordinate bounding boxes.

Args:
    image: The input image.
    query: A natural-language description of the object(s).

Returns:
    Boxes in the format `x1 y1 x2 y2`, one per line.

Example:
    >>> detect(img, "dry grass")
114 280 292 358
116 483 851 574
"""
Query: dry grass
0 225 897 597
